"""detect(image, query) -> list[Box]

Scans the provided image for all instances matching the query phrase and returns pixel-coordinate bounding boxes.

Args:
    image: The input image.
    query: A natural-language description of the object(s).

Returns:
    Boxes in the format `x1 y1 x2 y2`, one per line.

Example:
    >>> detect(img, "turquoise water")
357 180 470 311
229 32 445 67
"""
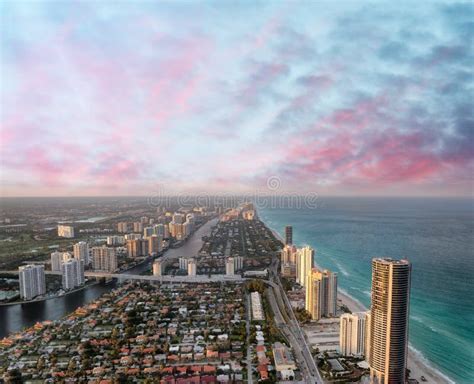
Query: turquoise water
258 197 473 383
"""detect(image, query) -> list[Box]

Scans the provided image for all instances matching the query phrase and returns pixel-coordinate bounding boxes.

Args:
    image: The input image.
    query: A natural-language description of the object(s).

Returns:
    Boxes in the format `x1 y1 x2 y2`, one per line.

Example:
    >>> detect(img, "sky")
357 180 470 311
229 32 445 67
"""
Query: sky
1 1 473 197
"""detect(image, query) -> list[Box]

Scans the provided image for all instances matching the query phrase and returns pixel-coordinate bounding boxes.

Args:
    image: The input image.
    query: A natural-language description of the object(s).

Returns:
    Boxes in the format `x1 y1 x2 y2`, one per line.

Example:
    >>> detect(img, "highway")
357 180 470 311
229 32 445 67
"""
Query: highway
265 259 323 384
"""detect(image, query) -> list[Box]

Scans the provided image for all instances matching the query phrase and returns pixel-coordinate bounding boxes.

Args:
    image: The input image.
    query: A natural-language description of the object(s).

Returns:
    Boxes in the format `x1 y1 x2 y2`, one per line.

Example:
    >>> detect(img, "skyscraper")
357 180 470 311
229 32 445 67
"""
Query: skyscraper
340 312 369 356
305 268 337 320
18 265 46 300
285 225 293 245
233 255 244 271
148 235 162 255
91 246 117 272
297 246 314 287
50 251 63 272
73 241 89 264
281 244 298 277
368 258 411 384
152 259 164 276
61 258 85 290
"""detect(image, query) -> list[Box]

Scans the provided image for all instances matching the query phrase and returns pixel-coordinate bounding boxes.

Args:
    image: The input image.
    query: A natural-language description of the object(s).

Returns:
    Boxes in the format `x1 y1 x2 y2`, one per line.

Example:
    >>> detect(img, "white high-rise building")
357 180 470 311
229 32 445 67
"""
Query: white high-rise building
297 246 314 287
107 235 125 246
52 251 75 271
73 241 89 264
19 265 46 300
179 257 191 271
226 257 235 275
234 256 244 271
91 246 117 272
61 258 85 290
57 225 75 238
340 312 369 356
187 258 197 276
51 251 63 272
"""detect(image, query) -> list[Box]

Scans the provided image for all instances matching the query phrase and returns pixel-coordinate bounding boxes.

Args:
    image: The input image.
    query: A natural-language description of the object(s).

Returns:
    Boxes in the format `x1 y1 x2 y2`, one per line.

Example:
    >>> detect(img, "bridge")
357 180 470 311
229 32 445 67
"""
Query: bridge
0 269 245 284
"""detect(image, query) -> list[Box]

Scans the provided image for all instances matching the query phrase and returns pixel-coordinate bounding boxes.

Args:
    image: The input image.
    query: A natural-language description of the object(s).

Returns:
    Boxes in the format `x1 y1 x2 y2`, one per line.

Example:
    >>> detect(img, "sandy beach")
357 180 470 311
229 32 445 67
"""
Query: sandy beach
266 219 453 383
338 290 452 384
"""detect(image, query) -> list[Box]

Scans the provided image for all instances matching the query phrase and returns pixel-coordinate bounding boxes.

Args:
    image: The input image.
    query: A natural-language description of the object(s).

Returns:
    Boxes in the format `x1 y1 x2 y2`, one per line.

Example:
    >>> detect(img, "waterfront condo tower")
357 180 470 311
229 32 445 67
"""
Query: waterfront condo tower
305 268 338 320
18 264 46 300
368 258 411 384
285 225 293 245
297 246 314 287
340 312 369 356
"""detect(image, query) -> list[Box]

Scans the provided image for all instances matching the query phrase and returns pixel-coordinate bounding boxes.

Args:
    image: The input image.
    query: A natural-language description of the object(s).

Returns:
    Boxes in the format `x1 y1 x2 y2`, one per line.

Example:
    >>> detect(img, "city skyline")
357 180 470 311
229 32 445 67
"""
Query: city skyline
1 1 473 197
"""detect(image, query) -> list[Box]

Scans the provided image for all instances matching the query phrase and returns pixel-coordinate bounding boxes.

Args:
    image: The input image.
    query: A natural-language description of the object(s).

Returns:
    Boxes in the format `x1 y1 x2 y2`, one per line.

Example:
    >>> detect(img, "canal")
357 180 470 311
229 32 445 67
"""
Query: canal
0 218 218 338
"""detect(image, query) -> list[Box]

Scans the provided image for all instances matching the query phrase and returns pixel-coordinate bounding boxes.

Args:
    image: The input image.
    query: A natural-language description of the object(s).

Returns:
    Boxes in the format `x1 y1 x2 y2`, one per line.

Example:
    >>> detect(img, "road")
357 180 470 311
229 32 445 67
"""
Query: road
265 258 324 384
246 293 254 384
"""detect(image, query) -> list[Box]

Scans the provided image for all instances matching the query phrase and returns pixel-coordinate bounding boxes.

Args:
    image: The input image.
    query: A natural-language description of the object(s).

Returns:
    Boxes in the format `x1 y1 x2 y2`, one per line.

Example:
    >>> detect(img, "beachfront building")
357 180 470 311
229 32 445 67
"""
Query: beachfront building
281 244 298 277
61 258 85 290
285 225 293 245
368 258 411 384
91 246 118 272
297 246 314 287
19 265 46 300
340 312 369 356
281 244 297 264
57 224 74 238
305 268 338 320
73 241 89 264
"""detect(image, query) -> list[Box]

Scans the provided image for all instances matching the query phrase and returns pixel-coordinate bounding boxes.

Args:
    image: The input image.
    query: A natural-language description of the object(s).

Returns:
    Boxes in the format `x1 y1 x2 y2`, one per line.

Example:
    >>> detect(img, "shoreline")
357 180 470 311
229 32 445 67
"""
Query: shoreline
338 289 454 384
258 213 454 384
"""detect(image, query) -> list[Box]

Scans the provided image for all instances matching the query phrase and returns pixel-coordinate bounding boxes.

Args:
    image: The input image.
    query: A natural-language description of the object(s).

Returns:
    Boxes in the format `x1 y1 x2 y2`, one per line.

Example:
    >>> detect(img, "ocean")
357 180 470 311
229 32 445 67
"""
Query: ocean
258 197 473 383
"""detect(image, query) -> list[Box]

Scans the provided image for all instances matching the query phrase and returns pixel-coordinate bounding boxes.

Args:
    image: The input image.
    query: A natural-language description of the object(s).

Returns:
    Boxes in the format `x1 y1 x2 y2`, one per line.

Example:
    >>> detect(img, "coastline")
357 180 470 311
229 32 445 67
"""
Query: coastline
259 213 454 384
338 289 454 384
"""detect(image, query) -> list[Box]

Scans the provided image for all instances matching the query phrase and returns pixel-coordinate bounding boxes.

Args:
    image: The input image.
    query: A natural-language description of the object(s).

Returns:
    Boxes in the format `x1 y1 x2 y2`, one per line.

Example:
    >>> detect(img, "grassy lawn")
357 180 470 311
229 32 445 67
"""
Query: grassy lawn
0 232 84 269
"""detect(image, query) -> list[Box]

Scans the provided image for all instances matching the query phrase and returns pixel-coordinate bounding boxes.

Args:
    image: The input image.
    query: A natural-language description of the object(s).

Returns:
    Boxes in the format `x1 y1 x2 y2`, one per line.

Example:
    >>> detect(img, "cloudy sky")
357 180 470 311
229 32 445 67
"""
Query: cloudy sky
1 1 473 197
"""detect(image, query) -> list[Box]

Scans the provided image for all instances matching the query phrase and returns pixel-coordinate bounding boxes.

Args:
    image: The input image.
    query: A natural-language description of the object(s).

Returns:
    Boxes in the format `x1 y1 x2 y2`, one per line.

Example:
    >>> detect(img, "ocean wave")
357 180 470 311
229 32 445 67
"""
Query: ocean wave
333 260 350 276
408 345 456 384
